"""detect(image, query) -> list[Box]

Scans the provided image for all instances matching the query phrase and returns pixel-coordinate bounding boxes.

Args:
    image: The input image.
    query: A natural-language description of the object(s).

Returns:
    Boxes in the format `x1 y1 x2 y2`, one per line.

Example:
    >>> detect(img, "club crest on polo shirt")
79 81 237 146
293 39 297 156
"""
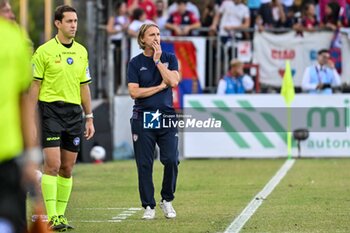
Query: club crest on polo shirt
133 134 138 142
73 137 80 146
67 57 74 65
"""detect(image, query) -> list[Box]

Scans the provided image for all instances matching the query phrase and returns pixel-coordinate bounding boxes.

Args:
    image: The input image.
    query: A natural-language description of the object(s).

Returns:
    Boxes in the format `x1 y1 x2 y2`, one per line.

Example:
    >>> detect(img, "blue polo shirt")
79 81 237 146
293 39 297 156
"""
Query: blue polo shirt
127 52 178 113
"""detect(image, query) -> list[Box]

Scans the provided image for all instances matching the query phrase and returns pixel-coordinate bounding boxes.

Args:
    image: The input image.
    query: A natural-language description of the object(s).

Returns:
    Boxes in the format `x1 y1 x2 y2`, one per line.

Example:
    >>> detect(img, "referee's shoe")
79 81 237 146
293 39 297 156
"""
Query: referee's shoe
58 215 74 230
48 215 66 231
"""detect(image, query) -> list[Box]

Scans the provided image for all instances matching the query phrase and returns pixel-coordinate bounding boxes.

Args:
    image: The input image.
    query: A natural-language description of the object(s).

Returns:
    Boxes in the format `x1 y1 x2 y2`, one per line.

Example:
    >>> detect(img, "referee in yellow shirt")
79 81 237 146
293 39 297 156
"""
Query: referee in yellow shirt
0 9 41 233
30 5 95 231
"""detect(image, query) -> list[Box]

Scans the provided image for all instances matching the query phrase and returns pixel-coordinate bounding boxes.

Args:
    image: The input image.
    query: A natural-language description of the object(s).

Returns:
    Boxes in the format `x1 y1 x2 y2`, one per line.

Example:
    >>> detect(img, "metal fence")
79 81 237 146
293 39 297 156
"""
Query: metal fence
99 30 262 102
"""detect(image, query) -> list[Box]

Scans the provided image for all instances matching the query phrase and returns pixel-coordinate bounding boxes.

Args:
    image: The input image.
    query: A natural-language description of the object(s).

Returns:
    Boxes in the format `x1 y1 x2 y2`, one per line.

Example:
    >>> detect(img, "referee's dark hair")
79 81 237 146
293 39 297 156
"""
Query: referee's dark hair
0 0 9 8
137 23 160 50
54 5 77 22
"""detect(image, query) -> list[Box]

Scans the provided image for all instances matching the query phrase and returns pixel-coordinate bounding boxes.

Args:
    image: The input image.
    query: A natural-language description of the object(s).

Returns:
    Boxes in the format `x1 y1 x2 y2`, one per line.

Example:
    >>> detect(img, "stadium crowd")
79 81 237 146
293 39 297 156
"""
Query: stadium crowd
106 0 350 94
107 0 350 38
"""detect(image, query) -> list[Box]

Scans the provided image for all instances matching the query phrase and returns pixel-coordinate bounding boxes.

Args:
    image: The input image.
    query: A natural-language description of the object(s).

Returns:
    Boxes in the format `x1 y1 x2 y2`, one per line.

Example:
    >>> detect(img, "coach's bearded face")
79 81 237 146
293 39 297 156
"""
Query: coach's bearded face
55 12 78 39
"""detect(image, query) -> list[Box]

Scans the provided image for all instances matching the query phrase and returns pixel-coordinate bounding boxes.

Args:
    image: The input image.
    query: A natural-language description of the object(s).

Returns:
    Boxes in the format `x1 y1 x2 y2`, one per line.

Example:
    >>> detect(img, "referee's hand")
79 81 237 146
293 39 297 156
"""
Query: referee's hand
84 119 95 140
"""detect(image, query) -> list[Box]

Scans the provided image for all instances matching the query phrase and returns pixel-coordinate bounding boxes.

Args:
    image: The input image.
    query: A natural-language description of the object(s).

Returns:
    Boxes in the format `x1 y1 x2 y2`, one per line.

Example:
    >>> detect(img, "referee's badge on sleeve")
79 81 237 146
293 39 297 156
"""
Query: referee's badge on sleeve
86 66 91 78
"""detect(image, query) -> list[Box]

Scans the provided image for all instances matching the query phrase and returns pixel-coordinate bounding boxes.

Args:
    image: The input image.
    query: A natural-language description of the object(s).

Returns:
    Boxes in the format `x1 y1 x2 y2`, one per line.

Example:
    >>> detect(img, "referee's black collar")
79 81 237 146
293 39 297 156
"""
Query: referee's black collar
54 35 75 47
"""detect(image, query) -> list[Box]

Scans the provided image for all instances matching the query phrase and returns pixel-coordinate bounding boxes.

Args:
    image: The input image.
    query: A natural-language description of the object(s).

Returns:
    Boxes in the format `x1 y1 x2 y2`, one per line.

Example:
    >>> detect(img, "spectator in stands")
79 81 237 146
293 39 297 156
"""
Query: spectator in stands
127 0 157 21
155 0 171 36
257 0 286 29
280 0 293 15
217 59 254 94
302 2 319 30
271 0 287 27
165 0 201 36
210 0 250 41
201 0 217 36
106 2 129 91
247 0 261 30
293 2 319 33
106 2 129 41
318 0 346 24
168 0 200 20
320 1 343 30
258 0 273 27
301 49 341 94
128 8 154 37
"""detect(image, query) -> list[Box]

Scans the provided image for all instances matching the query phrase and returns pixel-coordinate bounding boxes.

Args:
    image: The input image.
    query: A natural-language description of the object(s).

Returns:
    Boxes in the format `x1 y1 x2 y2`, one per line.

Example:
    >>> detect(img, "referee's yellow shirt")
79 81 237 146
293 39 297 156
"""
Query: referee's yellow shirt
32 35 92 105
0 19 32 162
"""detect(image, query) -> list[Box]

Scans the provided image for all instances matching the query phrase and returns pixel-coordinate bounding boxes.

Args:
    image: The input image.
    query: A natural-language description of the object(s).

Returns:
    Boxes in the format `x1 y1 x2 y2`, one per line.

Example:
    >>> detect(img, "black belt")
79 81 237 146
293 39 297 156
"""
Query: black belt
51 101 77 107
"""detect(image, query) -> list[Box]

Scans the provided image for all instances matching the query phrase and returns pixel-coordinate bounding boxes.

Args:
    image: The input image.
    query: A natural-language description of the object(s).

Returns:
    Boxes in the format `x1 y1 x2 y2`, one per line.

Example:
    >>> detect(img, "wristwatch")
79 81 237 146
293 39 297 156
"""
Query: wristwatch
85 113 94 119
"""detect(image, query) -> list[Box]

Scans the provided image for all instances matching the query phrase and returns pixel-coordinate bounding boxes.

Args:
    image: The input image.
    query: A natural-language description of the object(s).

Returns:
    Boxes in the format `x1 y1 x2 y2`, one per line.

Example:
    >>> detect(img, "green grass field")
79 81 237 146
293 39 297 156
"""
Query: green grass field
27 159 350 233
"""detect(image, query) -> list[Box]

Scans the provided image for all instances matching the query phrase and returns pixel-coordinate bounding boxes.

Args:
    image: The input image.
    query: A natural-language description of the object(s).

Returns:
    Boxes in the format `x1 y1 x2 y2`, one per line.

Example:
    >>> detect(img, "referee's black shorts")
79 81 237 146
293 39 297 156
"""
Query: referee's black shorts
38 101 83 152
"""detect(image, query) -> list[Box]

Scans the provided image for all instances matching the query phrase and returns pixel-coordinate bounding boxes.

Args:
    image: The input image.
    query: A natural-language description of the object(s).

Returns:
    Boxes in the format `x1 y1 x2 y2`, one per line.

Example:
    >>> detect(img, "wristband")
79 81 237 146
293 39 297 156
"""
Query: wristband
155 59 161 65
85 113 94 119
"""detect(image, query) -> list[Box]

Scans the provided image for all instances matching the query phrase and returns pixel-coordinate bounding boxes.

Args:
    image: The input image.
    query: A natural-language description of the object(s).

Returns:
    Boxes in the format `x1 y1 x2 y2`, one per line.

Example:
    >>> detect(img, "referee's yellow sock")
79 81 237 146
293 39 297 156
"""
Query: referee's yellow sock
41 174 57 219
56 175 73 216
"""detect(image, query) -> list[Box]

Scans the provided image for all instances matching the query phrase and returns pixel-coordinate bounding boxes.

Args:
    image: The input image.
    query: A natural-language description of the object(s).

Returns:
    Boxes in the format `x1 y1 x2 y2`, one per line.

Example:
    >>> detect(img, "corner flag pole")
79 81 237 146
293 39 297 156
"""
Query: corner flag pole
44 0 52 42
64 0 72 6
19 0 28 30
287 107 292 159
280 60 295 160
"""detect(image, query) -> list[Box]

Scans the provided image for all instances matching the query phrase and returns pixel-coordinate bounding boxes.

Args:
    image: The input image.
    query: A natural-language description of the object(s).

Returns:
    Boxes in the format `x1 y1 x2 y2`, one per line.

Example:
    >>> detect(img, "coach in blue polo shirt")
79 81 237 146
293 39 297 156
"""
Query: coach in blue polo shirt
127 23 181 220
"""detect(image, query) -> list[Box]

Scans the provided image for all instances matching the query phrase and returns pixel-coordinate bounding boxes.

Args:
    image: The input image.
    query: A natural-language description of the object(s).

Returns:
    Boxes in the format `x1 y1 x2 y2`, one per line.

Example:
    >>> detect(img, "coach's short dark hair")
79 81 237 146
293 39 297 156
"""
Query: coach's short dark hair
318 49 329 55
54 5 77 21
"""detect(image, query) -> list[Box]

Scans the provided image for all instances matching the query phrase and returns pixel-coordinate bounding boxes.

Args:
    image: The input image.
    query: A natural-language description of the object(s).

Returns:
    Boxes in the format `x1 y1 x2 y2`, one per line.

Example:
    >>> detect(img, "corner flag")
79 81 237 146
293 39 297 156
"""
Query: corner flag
280 60 295 106
280 60 295 159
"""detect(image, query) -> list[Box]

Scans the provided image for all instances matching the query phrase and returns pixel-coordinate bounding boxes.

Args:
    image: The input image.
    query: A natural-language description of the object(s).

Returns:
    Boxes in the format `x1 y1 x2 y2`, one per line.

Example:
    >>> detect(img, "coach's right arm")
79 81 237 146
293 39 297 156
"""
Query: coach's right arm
127 61 168 99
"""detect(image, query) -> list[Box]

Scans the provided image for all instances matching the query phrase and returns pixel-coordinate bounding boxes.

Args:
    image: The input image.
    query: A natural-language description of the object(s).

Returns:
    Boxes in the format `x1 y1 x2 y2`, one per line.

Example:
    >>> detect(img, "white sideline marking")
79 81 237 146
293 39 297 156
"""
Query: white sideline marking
75 207 130 210
112 216 127 220
123 210 137 213
72 207 142 223
224 159 295 233
74 220 122 223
